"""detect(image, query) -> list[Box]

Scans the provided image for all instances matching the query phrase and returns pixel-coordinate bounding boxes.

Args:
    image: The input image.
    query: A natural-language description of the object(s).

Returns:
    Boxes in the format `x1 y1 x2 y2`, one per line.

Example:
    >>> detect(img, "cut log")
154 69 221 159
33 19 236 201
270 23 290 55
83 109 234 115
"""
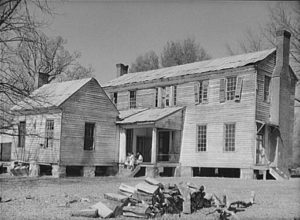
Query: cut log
91 201 113 218
178 183 191 214
123 204 151 216
92 200 124 218
71 208 98 218
104 193 128 203
145 177 161 186
136 182 159 195
119 183 136 195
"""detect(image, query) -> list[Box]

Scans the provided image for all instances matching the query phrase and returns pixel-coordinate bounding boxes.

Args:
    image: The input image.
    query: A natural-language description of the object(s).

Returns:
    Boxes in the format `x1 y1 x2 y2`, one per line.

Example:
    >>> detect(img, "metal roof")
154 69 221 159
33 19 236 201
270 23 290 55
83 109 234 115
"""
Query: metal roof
117 107 184 124
104 48 275 88
12 78 93 111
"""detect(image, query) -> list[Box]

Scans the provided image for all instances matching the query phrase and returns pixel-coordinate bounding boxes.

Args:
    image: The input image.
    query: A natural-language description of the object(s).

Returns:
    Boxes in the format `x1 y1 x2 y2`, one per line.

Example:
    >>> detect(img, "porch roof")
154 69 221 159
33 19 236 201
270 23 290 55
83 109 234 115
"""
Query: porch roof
117 106 184 125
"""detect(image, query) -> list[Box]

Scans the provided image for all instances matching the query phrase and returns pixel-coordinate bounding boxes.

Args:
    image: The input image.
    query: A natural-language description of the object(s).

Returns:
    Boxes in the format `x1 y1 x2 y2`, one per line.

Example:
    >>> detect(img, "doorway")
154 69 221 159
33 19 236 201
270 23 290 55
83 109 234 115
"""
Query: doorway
136 136 151 162
158 131 170 162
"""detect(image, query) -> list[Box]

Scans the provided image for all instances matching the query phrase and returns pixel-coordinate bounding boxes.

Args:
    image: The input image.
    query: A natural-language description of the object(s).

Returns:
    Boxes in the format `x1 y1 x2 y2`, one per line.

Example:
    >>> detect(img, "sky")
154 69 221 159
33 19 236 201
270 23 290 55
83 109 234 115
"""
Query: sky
41 1 289 84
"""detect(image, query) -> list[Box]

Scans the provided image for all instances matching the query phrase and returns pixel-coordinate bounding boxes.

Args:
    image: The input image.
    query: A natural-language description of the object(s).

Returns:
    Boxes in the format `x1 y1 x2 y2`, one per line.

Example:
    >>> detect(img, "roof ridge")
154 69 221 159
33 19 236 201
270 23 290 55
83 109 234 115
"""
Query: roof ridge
103 48 275 87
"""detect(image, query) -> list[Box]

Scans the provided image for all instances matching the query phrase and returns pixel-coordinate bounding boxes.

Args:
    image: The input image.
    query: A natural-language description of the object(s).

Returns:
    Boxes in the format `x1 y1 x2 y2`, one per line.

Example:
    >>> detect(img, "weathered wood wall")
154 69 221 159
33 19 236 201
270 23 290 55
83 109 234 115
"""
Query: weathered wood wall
256 54 275 121
180 68 257 168
105 66 258 169
60 79 119 166
11 111 62 164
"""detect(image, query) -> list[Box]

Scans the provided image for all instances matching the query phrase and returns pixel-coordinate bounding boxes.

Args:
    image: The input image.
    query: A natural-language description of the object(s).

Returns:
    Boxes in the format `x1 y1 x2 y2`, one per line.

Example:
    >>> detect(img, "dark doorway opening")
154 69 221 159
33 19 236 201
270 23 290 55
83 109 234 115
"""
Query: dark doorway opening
95 166 118 176
136 136 151 162
66 166 83 177
193 167 240 178
158 131 170 162
160 167 175 177
40 165 52 176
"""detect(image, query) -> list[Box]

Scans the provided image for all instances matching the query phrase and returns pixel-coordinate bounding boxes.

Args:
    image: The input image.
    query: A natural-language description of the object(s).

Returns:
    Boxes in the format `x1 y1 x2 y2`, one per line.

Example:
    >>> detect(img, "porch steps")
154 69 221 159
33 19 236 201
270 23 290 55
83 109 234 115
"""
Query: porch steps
269 167 289 180
118 165 141 178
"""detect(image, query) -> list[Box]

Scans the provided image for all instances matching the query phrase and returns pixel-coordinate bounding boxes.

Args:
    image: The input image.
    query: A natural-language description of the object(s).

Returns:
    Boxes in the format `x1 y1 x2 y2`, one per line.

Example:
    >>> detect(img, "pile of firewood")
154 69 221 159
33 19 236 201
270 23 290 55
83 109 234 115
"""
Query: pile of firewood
71 177 255 219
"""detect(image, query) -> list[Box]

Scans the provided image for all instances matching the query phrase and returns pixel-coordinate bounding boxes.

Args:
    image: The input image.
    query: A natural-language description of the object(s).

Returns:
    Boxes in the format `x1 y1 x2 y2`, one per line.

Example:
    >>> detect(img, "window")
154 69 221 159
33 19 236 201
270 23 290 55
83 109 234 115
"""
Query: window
226 77 237 100
84 123 95 150
195 80 209 104
45 120 54 148
112 92 118 104
173 85 177 106
165 87 170 107
224 123 235 152
155 88 159 107
129 90 136 108
197 125 207 152
18 121 26 148
264 76 271 102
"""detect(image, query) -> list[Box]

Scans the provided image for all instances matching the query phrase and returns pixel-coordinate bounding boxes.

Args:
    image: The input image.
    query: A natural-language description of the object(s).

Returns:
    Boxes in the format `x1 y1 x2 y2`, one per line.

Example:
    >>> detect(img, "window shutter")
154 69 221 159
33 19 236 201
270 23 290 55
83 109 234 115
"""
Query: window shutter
202 80 209 103
194 82 200 104
235 77 243 102
219 79 226 103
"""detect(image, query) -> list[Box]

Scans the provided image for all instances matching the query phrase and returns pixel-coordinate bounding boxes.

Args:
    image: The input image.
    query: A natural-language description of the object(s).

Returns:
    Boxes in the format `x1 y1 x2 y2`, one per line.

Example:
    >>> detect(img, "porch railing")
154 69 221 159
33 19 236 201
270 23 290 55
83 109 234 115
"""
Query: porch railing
157 153 180 163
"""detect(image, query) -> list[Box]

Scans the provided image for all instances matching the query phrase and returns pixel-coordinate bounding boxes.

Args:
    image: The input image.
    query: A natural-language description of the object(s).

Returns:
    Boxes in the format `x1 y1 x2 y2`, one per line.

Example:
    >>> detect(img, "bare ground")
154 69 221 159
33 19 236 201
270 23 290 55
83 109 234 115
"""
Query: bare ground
0 175 300 220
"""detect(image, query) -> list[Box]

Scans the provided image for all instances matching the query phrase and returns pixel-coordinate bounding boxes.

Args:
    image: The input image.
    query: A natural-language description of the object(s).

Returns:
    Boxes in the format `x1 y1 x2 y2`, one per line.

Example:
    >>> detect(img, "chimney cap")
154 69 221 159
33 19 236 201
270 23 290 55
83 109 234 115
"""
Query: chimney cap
276 30 291 38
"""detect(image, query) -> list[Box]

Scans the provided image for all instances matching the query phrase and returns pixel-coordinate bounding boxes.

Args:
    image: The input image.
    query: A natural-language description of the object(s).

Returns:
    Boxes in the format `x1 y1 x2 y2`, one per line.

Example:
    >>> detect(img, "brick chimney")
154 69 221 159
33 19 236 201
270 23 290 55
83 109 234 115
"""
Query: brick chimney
269 30 291 125
35 72 49 89
116 63 128 77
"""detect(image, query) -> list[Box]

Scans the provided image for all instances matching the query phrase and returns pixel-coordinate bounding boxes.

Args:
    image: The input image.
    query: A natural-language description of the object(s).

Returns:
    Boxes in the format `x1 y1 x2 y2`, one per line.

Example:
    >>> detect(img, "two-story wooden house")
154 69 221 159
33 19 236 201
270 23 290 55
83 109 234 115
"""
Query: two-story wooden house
11 77 119 177
104 30 297 179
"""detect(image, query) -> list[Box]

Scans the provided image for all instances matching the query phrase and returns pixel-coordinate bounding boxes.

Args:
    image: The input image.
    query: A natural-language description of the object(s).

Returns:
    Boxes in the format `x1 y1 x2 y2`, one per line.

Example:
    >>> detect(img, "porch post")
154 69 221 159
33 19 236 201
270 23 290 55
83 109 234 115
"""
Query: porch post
119 128 126 163
151 127 157 164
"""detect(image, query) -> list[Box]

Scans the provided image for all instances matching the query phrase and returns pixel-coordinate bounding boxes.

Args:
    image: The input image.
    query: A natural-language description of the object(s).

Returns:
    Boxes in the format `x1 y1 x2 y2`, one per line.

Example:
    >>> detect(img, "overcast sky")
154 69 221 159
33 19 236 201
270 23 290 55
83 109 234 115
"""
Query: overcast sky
42 1 291 84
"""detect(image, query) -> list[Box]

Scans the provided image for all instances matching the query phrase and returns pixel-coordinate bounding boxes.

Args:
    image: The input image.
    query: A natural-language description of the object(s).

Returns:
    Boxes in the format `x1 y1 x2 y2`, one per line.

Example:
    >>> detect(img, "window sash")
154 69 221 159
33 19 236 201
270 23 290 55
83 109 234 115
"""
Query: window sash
197 125 207 152
264 76 271 102
113 92 118 104
226 77 237 100
129 91 136 108
18 121 26 148
173 85 177 106
224 123 235 151
84 123 95 150
45 120 54 148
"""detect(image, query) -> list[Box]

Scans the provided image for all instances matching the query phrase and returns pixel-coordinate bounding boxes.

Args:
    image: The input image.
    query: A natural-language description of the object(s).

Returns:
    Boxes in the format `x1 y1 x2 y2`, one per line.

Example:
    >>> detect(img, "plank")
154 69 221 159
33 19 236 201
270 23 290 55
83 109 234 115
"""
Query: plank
71 209 98 218
136 182 159 195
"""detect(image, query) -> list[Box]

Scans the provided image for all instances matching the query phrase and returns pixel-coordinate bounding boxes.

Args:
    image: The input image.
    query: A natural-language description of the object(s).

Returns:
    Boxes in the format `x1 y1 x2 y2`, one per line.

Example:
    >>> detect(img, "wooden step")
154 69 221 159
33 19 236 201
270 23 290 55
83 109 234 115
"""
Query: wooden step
269 167 289 180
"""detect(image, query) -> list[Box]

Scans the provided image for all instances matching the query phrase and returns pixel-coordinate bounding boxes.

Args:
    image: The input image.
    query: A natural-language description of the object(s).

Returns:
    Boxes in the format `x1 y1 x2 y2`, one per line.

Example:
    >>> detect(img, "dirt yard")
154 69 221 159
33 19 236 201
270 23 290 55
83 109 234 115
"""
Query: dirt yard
0 175 299 220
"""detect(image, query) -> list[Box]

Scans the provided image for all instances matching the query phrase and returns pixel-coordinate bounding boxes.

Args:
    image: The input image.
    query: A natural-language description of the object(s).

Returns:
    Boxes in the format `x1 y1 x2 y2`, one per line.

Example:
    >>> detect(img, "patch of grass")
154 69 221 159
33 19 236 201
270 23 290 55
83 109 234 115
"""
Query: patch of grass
0 176 300 219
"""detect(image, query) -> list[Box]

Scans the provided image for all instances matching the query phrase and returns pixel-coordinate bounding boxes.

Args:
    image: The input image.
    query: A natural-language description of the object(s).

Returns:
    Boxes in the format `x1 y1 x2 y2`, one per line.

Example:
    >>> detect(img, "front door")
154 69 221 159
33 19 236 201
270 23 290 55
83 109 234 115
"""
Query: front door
136 136 151 162
158 131 170 162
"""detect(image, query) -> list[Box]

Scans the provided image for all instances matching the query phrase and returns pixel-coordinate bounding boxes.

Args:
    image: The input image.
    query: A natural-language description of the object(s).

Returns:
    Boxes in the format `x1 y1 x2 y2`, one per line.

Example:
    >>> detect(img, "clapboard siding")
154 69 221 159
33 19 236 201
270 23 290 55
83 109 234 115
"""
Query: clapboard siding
136 88 155 108
180 69 257 168
60 79 119 166
117 91 129 110
256 54 275 121
11 112 61 164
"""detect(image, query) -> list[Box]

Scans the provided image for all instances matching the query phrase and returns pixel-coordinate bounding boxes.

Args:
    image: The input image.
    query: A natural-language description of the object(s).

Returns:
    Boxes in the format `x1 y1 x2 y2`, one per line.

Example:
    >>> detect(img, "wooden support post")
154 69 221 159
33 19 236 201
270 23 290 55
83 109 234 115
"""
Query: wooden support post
263 170 267 180
119 128 126 164
151 128 157 164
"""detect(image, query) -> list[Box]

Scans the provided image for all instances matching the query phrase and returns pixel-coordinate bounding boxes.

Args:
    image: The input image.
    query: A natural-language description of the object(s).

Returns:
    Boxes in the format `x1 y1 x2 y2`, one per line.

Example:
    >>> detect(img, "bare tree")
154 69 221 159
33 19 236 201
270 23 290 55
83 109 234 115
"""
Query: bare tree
130 50 159 73
226 2 300 73
161 37 210 68
0 1 93 134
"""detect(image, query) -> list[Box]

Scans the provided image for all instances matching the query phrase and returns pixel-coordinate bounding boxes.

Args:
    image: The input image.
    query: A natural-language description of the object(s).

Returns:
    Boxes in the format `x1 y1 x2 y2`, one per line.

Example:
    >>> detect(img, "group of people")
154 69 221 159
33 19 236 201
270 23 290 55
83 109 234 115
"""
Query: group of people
124 152 143 171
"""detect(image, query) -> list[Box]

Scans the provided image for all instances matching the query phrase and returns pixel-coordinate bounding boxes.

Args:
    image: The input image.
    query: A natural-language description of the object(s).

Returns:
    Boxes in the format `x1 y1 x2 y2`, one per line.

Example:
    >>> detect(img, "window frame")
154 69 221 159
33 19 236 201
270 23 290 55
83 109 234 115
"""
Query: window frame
129 90 136 109
264 75 271 103
196 124 207 152
112 92 118 105
226 76 237 101
224 123 236 152
173 85 177 106
84 122 95 151
18 121 26 148
45 119 54 148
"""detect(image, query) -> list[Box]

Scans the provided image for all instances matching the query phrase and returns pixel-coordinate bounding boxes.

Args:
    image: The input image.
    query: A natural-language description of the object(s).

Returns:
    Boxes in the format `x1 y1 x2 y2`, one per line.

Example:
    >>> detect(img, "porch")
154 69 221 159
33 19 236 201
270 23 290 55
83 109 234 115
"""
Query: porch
117 107 184 167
